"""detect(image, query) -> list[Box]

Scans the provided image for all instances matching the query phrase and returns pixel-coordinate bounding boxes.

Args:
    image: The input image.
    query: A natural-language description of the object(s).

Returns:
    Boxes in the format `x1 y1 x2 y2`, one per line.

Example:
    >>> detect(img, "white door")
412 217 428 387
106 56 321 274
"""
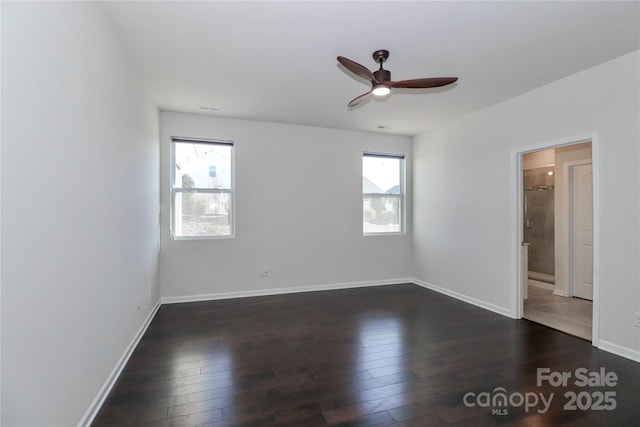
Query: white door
571 163 593 300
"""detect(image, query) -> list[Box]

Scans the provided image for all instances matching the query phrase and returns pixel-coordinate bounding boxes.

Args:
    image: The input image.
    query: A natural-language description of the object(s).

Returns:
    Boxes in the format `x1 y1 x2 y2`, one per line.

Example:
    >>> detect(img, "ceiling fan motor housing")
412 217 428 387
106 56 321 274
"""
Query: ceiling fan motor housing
373 69 391 82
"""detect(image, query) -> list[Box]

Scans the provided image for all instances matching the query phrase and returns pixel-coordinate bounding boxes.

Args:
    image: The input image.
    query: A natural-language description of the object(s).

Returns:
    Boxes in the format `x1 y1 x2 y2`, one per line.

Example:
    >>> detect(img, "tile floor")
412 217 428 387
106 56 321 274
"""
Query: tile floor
524 282 592 340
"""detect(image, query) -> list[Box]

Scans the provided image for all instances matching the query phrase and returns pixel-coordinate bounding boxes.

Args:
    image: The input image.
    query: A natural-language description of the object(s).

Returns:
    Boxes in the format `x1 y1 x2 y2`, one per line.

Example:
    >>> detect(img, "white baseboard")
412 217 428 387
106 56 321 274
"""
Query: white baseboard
597 339 640 363
78 300 161 427
412 279 514 318
161 278 414 304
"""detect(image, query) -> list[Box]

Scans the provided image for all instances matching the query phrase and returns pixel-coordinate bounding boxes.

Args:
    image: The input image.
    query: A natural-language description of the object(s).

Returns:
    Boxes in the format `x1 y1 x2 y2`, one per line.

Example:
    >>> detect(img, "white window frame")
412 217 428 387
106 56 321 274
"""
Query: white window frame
170 137 235 240
362 152 405 236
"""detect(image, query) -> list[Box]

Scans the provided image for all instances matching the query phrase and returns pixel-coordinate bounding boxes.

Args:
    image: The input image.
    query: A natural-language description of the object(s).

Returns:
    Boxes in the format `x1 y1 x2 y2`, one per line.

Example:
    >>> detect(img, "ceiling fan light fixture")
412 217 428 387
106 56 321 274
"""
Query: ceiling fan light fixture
372 84 391 97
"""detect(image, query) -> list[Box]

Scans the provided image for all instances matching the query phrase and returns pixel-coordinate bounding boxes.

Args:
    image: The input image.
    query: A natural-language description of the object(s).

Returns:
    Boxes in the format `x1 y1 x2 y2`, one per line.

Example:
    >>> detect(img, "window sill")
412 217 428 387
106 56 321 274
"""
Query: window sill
171 234 235 241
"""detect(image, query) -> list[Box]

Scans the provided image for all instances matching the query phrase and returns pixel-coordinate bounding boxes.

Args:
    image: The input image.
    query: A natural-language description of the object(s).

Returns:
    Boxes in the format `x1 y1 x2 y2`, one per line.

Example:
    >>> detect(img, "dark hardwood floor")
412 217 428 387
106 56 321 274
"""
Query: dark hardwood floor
92 284 640 426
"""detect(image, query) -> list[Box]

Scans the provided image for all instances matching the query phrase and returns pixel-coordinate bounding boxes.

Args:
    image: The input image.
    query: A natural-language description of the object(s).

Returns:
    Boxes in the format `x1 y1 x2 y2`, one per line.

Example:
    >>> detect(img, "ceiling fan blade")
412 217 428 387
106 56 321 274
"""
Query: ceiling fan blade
348 91 372 108
389 77 458 89
338 56 376 83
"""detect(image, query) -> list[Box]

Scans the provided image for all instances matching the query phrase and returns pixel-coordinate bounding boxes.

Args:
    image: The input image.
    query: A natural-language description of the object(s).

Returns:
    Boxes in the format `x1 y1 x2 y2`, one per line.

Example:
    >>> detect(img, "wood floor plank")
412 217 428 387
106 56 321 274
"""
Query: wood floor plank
92 284 640 426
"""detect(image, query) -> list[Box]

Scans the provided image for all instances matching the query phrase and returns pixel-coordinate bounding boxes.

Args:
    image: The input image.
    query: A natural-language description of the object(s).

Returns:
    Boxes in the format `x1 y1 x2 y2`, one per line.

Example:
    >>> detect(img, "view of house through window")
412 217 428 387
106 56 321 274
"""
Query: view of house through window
363 153 404 234
172 138 234 238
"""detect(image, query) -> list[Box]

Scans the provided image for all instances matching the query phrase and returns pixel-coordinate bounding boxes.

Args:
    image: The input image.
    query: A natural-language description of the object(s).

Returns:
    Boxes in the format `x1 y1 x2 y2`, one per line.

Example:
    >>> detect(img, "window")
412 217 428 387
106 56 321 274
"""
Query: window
171 138 234 239
363 153 404 234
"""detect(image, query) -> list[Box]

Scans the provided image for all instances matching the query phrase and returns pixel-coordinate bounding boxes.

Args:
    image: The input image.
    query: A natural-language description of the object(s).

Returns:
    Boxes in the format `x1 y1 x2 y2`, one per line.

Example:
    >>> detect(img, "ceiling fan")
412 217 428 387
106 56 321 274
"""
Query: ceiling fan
337 49 458 108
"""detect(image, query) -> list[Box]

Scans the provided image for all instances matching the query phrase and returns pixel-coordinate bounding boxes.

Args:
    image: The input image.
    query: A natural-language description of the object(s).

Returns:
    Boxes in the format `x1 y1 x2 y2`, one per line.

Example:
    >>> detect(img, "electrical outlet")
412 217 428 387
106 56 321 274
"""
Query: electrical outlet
137 296 141 311
261 266 271 277
635 311 640 327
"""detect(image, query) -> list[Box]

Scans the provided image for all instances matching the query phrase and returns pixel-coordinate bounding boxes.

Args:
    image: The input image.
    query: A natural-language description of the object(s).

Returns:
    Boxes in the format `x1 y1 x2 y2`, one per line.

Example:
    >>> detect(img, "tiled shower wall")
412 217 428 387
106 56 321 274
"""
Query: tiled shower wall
524 166 555 277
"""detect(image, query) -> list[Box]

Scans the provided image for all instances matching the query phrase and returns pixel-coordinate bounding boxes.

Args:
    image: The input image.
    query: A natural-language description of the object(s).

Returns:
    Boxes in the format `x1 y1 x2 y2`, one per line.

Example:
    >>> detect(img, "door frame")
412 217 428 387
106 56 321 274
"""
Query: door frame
511 132 600 345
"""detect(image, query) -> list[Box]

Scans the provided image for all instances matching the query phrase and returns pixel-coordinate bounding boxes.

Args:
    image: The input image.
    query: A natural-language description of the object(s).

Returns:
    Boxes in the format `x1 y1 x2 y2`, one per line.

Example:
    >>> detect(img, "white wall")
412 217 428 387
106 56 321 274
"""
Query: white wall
160 112 412 298
1 3 160 425
413 51 640 357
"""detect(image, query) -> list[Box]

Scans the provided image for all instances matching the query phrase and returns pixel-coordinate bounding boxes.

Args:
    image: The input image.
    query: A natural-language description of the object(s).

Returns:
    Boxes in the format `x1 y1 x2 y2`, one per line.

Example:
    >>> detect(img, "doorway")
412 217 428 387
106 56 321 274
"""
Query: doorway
517 140 596 342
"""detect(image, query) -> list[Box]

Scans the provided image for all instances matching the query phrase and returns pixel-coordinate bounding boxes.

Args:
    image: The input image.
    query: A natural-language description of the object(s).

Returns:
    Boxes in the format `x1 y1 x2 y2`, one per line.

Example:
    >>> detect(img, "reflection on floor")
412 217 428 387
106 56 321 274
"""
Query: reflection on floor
524 282 592 340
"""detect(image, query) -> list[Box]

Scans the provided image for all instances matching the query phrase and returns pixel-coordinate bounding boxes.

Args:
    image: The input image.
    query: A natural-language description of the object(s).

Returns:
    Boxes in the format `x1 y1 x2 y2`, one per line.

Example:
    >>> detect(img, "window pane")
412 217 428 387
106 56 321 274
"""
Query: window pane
363 195 401 233
363 154 403 234
174 142 231 189
174 191 231 237
363 156 400 194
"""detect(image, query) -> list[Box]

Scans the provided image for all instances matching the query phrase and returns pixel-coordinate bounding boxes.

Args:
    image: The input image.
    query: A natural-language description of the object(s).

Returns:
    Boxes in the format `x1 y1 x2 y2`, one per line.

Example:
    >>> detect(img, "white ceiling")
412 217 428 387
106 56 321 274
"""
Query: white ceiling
102 1 639 136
